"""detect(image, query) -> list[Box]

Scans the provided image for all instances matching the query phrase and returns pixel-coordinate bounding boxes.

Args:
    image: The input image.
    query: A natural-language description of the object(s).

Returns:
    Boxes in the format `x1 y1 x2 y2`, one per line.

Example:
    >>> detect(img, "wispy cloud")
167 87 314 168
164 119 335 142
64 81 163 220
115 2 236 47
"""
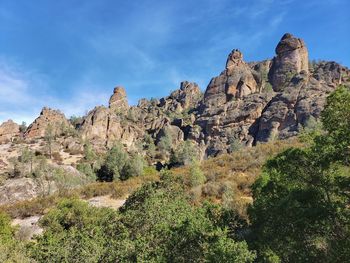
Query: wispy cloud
0 58 112 124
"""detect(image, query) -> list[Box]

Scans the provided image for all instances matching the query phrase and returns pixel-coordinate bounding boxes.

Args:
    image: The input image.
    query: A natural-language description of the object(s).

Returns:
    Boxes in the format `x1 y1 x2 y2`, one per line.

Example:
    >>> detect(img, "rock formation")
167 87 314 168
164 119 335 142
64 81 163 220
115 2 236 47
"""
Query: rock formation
204 49 259 108
195 33 350 155
109 86 129 112
24 107 72 138
80 81 202 151
269 33 309 90
2 33 350 158
0 120 20 144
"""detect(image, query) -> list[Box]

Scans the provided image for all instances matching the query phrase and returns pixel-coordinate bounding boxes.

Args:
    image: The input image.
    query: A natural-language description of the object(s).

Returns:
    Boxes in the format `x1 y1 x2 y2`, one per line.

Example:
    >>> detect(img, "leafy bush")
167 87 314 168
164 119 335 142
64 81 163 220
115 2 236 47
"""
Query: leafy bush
171 140 200 165
76 162 96 181
97 144 145 182
97 144 128 182
120 180 256 262
249 86 350 262
188 160 206 187
28 198 130 262
121 153 144 180
0 211 31 262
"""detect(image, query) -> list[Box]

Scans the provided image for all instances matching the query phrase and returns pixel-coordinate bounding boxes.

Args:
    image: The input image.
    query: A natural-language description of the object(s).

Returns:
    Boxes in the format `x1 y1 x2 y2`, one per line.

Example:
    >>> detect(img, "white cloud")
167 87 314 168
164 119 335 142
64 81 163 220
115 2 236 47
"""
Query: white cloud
0 58 112 124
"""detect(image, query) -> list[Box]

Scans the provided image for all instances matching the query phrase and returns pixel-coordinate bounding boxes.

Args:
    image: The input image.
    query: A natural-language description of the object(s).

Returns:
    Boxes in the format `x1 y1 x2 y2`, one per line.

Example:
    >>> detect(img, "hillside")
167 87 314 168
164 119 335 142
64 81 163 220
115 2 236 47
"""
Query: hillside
0 30 349 262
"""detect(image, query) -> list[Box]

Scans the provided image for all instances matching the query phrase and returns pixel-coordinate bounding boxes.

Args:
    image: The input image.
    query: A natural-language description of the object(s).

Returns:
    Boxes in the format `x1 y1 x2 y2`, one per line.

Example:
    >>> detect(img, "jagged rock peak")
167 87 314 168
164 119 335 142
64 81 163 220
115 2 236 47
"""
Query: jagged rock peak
204 48 258 105
180 80 200 92
276 33 307 54
269 33 309 90
109 86 128 111
226 49 244 69
25 107 70 138
40 107 63 116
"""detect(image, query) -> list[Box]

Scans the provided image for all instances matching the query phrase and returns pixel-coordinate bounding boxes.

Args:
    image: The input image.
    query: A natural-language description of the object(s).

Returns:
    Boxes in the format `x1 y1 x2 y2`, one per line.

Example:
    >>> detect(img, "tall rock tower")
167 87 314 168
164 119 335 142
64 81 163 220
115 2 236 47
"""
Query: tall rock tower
269 33 309 90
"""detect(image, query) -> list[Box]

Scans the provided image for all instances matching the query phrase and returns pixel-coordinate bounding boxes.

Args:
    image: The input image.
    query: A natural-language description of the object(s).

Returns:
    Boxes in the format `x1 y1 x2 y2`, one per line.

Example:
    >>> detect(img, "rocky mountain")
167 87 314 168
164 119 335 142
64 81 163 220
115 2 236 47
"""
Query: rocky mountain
1 33 349 160
0 32 349 206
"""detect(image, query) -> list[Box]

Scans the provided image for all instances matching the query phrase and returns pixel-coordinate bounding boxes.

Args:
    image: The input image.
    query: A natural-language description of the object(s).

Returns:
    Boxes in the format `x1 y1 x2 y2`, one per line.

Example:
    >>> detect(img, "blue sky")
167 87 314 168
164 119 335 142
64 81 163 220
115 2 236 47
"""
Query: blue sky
0 0 349 124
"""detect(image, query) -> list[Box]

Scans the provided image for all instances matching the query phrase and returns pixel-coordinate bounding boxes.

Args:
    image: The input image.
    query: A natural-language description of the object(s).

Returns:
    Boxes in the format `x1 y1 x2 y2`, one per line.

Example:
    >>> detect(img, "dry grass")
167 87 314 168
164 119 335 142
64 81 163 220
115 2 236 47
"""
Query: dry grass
0 174 159 219
171 138 305 218
0 138 303 220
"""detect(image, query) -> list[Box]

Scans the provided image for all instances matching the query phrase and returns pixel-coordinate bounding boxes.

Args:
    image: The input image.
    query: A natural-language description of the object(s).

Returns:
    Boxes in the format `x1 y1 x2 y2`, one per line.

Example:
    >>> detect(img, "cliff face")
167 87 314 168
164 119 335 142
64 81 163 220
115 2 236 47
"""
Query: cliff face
195 33 350 155
1 33 349 158
24 107 72 138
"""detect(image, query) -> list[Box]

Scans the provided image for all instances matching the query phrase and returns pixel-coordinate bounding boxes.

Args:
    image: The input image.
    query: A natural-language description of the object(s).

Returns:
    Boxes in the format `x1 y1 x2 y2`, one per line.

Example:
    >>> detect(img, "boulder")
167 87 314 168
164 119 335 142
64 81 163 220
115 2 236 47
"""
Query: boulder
0 120 20 144
0 178 52 205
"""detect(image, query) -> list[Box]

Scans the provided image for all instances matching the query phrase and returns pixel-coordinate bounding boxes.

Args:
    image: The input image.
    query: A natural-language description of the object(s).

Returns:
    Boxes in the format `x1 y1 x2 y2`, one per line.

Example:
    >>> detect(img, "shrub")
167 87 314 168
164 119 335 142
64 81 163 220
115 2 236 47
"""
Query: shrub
76 162 96 181
28 198 129 262
171 140 199 165
0 211 31 262
120 179 256 262
97 144 128 182
121 154 144 180
157 130 172 157
188 160 206 187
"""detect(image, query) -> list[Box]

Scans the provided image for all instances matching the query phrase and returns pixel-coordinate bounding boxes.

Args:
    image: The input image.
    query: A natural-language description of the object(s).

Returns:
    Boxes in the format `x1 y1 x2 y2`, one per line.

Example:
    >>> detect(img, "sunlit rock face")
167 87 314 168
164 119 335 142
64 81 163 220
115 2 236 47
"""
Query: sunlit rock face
4 33 350 158
24 107 71 138
269 33 309 91
0 120 20 144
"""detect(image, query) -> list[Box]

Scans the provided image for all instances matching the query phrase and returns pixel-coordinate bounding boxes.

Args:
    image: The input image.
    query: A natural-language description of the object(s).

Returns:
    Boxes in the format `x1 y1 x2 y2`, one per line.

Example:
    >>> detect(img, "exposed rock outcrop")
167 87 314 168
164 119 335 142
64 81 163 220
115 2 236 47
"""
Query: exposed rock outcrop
24 107 72 138
160 81 202 112
0 178 55 205
196 33 350 155
0 120 20 144
80 81 202 151
2 33 349 160
269 33 309 90
204 49 259 108
109 86 129 112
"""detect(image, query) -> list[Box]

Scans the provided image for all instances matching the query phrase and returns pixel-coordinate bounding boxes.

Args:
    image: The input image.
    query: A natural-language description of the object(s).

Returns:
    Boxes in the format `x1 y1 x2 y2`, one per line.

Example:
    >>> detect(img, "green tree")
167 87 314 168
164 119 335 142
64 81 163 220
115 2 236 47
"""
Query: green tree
19 121 27 133
28 198 131 263
121 180 255 262
121 153 144 180
158 130 173 157
20 147 34 175
249 86 350 262
96 144 144 182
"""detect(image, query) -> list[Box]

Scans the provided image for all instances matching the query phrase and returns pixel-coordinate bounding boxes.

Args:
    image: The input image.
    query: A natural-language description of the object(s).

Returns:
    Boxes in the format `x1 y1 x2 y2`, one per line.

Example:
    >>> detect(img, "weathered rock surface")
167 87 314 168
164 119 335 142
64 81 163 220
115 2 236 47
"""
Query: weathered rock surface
24 107 72 138
0 120 20 144
195 33 350 155
269 33 309 90
0 178 50 205
160 81 202 112
12 216 43 240
1 33 349 160
80 81 202 151
109 86 129 112
204 49 259 108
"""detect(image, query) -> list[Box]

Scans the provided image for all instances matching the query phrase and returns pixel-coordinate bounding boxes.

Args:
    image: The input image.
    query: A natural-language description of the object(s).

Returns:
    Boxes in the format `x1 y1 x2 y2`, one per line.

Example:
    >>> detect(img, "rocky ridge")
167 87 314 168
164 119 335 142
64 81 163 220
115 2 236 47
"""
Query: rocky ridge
1 33 349 159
